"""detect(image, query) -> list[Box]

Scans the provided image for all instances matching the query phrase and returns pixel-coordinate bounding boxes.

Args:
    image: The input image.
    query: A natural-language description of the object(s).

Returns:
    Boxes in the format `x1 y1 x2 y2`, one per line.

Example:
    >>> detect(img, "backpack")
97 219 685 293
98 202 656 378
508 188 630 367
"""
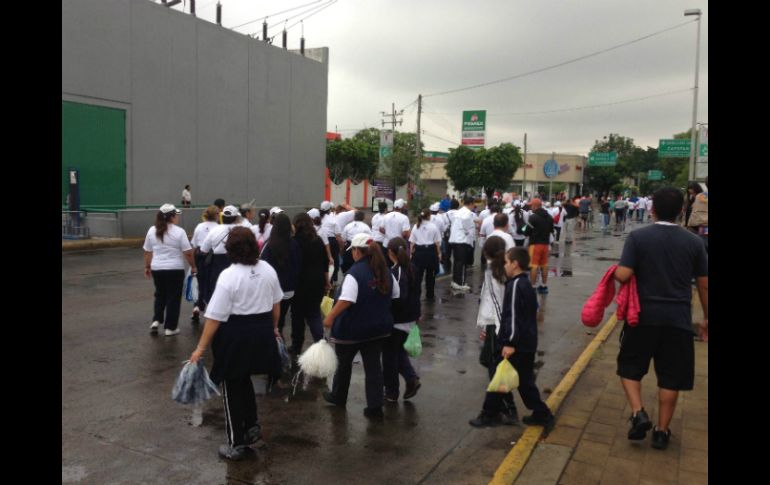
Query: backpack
514 210 526 235
553 208 562 225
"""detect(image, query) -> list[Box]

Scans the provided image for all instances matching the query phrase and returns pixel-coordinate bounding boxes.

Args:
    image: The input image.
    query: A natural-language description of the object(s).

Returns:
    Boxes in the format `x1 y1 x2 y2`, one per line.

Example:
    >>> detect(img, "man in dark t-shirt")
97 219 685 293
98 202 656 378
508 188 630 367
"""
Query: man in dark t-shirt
614 187 708 451
561 196 580 244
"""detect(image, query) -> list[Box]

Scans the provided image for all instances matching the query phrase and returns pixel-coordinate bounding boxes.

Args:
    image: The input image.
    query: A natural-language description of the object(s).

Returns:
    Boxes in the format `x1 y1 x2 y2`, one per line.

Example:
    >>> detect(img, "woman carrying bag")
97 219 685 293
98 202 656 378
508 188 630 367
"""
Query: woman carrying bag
322 233 400 421
189 227 284 461
200 205 241 306
383 237 422 402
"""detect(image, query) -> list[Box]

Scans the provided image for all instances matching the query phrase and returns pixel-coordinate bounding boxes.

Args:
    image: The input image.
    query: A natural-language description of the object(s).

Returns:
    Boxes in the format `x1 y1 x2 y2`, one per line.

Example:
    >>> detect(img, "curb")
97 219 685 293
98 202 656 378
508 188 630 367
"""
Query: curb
62 238 145 252
490 313 620 485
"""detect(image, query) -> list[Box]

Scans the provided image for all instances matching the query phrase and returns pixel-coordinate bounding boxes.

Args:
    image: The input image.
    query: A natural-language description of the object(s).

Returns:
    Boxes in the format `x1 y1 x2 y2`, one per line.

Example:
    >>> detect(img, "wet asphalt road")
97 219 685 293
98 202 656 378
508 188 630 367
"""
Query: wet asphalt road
62 219 639 484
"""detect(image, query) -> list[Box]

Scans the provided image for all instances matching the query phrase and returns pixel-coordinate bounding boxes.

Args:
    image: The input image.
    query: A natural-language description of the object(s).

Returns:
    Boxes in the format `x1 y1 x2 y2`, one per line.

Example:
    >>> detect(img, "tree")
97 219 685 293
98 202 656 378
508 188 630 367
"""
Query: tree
585 133 637 195
475 143 522 199
325 138 376 184
445 143 522 197
445 145 478 194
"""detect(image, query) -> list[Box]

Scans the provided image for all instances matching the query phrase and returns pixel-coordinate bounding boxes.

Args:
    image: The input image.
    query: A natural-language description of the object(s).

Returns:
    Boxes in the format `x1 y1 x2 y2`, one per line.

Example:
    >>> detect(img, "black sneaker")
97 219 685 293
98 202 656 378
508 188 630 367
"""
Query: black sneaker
522 414 555 432
500 412 520 426
364 407 384 421
323 391 344 407
403 379 421 400
651 427 671 450
469 412 502 428
218 444 251 461
244 424 262 445
627 408 652 440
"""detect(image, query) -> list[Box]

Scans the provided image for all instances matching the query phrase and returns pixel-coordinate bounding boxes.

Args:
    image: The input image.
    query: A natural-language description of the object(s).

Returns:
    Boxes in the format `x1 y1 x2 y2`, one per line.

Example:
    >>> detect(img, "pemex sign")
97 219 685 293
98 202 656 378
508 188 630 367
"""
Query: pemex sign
461 110 486 149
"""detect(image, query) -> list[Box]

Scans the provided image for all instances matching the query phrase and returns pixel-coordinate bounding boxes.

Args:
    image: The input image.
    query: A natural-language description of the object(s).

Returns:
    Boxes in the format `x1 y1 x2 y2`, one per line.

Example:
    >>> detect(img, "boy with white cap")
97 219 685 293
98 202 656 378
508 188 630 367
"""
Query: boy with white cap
320 201 341 284
381 199 411 248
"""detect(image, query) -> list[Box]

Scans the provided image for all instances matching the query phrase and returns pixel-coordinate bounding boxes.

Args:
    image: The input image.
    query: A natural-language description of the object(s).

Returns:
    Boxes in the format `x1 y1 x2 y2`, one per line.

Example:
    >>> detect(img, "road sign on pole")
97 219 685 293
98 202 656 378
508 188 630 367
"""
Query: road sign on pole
588 152 617 166
659 139 691 158
648 170 663 181
461 111 486 149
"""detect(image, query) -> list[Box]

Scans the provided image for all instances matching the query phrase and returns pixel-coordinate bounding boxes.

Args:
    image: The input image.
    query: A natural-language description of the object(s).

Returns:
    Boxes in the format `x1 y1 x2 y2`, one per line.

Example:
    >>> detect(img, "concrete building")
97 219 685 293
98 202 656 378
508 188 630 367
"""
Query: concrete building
62 0 328 237
419 152 587 201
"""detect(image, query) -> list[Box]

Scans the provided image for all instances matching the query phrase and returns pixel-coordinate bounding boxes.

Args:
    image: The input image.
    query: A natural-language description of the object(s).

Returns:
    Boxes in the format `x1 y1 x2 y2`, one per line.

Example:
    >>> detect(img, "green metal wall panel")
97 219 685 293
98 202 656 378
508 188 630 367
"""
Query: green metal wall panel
62 101 126 207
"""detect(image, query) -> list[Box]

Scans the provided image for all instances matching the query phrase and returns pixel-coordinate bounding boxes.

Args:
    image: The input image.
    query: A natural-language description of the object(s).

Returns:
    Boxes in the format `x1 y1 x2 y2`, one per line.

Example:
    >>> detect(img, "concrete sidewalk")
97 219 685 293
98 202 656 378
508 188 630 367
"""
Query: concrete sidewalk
516 312 708 484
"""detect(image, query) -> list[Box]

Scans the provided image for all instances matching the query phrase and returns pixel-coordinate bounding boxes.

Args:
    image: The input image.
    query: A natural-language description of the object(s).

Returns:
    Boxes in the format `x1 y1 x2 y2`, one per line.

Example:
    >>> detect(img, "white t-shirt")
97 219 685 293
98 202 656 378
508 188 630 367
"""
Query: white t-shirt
320 213 338 239
251 223 272 244
479 208 491 222
182 189 191 203
238 218 253 228
204 262 284 321
409 221 442 246
479 214 496 243
449 206 476 245
488 229 515 250
143 224 192 270
201 224 237 254
371 212 386 243
550 207 564 228
430 214 447 235
508 210 528 241
191 221 219 248
342 221 372 242
638 197 647 211
382 211 411 246
477 268 506 333
646 198 653 211
335 210 356 235
338 273 400 303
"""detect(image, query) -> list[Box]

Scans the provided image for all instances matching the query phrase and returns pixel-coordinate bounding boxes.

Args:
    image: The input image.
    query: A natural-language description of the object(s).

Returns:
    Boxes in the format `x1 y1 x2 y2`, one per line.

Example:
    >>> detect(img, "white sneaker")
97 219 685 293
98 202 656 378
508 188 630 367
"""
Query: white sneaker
150 321 161 333
460 285 472 292
164 328 181 337
451 282 463 291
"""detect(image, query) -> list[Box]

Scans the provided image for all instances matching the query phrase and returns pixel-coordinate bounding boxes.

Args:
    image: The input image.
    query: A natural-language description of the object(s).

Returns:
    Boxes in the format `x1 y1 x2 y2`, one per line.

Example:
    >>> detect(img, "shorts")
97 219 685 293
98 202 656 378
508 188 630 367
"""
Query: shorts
616 323 694 391
528 244 549 268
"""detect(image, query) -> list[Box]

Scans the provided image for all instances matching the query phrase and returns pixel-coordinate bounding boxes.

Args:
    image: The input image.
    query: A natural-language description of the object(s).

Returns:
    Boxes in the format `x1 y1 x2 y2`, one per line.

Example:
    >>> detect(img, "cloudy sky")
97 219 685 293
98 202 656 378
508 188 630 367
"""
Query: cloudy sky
184 0 707 156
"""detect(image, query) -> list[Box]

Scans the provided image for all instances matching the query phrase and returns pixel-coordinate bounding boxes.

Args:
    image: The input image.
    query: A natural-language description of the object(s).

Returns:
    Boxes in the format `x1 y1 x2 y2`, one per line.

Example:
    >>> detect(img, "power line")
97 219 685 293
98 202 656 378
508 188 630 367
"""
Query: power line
424 19 696 98
230 0 323 30
422 88 693 117
263 0 335 33
421 130 459 147
285 0 338 32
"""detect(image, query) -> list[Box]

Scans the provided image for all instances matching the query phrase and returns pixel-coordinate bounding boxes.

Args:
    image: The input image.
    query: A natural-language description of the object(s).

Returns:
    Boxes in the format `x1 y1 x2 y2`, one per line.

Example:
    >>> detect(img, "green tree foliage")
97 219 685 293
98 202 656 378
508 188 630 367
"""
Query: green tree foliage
445 145 479 194
445 143 522 197
326 138 377 184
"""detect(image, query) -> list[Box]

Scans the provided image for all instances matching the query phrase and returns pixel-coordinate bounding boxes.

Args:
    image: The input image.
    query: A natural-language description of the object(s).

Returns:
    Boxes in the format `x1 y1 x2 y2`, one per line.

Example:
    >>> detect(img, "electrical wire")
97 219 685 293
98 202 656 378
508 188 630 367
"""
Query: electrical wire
230 0 323 30
424 19 696 98
421 130 459 147
421 88 693 117
284 0 338 32
263 0 335 33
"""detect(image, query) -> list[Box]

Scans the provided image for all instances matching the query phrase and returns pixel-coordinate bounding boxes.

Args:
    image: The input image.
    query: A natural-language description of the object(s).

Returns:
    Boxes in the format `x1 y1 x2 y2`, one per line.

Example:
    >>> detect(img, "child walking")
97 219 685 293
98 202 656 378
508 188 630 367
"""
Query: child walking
470 247 555 430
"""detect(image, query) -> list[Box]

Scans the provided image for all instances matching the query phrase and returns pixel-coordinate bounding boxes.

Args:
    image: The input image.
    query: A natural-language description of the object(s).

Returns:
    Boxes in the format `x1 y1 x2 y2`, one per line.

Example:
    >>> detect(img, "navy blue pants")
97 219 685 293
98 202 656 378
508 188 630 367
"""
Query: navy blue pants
331 338 385 411
151 269 185 330
412 245 439 299
383 328 419 396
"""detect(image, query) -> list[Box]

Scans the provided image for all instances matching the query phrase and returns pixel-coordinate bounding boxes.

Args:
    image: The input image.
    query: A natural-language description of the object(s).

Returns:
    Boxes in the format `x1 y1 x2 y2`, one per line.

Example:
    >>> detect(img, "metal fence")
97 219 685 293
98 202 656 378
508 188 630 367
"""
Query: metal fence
62 211 90 239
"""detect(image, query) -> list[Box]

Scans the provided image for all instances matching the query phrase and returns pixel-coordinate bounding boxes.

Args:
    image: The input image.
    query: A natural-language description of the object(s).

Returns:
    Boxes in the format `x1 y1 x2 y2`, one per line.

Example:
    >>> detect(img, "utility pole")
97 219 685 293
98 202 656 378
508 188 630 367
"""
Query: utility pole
522 133 527 199
414 94 422 205
380 103 404 203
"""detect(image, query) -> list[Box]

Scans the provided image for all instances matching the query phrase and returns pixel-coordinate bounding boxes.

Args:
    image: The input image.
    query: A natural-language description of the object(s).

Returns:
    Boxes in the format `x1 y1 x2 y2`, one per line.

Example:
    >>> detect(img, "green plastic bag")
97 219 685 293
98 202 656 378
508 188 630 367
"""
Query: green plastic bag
486 359 519 393
403 325 422 358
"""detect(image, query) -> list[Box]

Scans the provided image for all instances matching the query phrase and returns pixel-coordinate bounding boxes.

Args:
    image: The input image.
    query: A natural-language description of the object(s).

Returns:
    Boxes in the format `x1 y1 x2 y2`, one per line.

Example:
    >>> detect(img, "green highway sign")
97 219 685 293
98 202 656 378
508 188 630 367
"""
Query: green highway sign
659 139 691 158
379 146 392 158
648 170 663 181
588 151 617 166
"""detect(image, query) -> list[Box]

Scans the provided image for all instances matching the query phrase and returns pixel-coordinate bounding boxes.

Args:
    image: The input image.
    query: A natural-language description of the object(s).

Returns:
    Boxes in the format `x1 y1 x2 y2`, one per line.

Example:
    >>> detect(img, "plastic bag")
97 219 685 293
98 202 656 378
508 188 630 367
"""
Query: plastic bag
190 276 198 303
487 359 519 393
320 296 334 318
171 359 220 405
436 265 445 277
403 325 422 358
276 336 291 374
184 273 195 302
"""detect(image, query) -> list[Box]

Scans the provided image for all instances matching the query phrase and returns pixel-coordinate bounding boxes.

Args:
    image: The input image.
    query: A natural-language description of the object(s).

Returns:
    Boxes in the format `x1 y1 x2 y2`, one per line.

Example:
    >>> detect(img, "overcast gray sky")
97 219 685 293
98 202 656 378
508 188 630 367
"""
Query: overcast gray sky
186 0 708 155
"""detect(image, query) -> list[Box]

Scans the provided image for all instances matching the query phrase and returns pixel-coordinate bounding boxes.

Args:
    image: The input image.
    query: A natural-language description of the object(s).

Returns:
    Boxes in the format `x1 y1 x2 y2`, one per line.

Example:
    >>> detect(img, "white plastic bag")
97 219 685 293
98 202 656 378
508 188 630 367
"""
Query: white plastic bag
172 359 220 405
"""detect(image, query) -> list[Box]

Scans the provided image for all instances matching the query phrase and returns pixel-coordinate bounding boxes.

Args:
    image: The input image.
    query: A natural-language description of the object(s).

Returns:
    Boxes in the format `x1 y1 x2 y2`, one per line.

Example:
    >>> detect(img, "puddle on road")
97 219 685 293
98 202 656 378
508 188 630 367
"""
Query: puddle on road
595 257 617 261
270 434 320 448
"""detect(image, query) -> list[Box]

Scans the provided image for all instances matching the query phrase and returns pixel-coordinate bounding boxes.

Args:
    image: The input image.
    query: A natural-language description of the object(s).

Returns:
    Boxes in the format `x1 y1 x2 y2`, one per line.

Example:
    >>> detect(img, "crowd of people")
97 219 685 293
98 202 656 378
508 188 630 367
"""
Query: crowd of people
140 180 707 460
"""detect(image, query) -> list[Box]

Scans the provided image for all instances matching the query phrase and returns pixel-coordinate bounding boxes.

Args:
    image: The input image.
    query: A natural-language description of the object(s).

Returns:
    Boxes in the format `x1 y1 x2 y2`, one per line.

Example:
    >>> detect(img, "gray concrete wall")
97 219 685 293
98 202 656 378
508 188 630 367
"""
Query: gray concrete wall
63 0 327 212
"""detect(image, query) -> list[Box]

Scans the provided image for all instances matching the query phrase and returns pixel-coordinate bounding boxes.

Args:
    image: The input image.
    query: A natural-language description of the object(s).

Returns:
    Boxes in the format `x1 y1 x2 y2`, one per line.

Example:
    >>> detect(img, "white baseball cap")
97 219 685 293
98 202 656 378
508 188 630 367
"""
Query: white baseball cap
270 206 283 215
159 203 181 215
394 199 406 209
555 201 562 207
307 208 320 219
429 202 440 212
348 232 374 250
320 201 334 211
222 205 240 217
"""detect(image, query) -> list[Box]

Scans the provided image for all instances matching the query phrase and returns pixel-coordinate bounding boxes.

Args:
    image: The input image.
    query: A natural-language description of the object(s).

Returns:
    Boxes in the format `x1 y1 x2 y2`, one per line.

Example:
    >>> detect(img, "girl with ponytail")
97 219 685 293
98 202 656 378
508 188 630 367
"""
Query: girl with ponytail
322 233 400 421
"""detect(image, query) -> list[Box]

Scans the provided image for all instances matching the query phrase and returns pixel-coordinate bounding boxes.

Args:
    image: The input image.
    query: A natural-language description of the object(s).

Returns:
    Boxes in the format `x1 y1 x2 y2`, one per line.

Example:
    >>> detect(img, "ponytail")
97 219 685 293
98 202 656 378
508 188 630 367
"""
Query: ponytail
417 208 431 228
155 211 174 242
363 241 391 295
387 236 413 279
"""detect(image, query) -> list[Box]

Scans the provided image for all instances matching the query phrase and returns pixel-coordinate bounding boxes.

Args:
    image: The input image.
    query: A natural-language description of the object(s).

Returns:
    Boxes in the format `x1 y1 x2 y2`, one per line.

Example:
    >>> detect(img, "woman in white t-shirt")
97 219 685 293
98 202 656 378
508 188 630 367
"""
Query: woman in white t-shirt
251 209 272 252
189 227 284 461
189 205 220 322
143 204 196 336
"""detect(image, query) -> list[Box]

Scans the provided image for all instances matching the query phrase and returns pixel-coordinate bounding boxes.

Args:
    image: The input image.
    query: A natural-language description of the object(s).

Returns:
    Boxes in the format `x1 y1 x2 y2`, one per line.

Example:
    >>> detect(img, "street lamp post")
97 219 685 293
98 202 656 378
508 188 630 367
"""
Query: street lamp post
685 8 702 182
